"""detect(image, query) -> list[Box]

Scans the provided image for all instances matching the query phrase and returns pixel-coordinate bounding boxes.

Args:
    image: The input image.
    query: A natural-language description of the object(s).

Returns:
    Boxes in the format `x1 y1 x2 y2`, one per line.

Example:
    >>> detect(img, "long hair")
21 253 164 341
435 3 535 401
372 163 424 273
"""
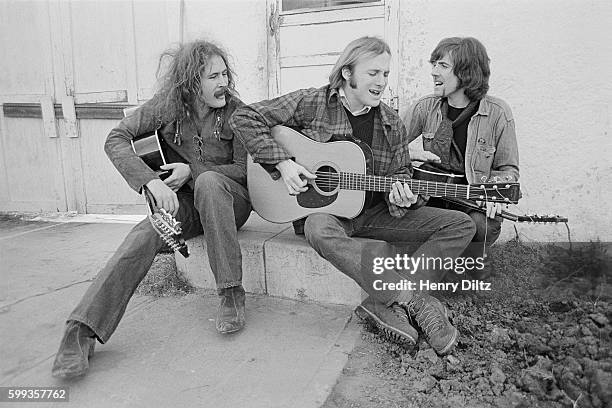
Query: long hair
430 37 490 101
150 40 236 123
329 36 391 89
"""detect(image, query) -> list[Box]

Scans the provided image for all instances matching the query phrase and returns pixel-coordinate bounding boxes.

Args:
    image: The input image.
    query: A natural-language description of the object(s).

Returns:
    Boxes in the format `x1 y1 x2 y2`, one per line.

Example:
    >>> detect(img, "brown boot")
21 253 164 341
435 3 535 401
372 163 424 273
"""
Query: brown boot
216 285 246 334
51 320 96 378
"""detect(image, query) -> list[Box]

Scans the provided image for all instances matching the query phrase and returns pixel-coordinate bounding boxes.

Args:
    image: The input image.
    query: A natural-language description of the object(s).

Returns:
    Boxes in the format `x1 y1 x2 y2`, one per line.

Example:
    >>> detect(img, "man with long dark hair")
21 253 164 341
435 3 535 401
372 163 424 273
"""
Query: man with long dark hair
405 37 519 273
230 37 476 356
52 40 251 379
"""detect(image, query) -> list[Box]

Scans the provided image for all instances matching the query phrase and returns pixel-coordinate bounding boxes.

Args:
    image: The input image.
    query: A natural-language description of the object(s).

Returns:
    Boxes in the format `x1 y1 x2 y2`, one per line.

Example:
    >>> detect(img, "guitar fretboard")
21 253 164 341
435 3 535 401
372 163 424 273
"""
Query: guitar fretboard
314 171 503 201
342 173 473 198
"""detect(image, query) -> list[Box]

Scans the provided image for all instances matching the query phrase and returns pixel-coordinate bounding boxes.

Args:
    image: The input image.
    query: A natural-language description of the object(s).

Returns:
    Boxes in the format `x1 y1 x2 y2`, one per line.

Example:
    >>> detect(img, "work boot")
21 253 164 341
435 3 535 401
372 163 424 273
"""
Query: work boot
398 293 458 355
216 285 246 334
51 320 96 379
355 296 418 345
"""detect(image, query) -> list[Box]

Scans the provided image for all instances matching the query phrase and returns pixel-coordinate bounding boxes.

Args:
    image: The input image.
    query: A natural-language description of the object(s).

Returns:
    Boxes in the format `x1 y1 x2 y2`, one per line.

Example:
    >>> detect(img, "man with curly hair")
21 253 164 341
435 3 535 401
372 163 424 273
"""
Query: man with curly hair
52 39 251 379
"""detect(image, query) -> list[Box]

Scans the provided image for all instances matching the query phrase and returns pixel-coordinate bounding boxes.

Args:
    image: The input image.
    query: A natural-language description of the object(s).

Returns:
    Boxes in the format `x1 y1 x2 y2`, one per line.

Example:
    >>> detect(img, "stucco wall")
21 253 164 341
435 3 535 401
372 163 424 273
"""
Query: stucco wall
397 0 612 241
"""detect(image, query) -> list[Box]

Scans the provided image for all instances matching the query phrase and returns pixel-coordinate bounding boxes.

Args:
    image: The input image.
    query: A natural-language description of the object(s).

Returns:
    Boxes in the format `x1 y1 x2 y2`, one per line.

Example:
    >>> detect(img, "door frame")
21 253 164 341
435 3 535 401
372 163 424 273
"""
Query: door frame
266 0 400 109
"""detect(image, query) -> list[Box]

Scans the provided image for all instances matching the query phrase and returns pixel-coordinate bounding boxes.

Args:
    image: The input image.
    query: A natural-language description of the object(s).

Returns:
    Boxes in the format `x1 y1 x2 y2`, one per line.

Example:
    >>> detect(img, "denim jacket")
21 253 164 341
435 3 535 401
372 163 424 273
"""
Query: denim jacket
104 95 247 193
405 94 519 184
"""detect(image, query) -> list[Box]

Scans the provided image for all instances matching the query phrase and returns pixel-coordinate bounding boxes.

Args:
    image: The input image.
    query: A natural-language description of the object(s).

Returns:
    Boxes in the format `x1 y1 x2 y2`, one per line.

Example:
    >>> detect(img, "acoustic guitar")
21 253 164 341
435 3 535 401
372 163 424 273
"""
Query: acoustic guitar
130 127 189 257
247 126 521 224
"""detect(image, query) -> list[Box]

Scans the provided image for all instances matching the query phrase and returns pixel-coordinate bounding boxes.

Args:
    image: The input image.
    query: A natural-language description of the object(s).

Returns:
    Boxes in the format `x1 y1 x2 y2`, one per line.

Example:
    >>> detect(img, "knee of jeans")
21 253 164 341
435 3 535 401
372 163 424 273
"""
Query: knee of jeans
133 218 156 235
129 219 162 246
194 171 227 198
304 213 335 244
456 211 477 237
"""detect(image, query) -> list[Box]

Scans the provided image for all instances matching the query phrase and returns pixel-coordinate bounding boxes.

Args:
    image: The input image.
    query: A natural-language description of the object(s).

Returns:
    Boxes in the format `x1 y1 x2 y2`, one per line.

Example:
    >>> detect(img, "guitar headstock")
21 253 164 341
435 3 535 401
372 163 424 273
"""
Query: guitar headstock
149 212 190 258
516 214 569 224
468 182 521 204
142 186 189 258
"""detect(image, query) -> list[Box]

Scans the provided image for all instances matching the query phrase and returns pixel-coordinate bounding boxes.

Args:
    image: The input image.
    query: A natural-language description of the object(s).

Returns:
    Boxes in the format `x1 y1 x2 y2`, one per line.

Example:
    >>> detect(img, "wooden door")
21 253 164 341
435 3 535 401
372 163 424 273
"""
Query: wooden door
267 0 399 109
0 0 182 214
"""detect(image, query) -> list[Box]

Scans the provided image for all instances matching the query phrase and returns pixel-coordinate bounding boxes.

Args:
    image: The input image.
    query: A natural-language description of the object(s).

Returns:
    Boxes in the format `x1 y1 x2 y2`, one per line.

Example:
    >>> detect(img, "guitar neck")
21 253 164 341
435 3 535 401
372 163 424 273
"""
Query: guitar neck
441 197 568 224
338 173 478 200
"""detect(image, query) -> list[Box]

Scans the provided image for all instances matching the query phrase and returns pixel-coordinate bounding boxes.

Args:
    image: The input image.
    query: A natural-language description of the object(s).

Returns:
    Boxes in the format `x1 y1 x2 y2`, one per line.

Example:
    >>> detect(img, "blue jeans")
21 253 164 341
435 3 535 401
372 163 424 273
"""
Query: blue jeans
303 203 476 306
69 172 251 343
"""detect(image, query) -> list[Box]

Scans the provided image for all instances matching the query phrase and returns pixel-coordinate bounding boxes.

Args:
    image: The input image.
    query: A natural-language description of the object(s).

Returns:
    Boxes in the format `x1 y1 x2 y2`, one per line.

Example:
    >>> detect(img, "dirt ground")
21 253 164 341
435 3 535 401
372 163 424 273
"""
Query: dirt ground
322 240 612 408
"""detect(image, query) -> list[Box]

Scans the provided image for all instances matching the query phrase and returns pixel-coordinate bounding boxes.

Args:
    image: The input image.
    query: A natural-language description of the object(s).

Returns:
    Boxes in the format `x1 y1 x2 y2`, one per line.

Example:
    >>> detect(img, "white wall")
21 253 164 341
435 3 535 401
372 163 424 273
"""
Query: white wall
397 0 612 241
182 0 269 104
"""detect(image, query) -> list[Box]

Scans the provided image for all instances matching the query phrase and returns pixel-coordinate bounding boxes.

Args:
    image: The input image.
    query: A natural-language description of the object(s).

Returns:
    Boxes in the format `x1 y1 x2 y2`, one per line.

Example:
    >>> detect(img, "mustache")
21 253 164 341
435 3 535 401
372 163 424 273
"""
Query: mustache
213 88 227 98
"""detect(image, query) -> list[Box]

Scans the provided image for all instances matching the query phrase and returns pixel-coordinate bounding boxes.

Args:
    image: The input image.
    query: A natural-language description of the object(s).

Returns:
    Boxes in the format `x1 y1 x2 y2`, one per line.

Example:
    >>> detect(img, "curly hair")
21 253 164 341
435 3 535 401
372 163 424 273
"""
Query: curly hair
430 37 490 101
149 40 236 123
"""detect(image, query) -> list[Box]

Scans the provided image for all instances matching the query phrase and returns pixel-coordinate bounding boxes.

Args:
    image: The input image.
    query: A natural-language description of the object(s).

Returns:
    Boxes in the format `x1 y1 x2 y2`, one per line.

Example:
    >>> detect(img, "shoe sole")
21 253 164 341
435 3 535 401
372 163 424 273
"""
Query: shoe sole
216 324 245 334
355 305 417 345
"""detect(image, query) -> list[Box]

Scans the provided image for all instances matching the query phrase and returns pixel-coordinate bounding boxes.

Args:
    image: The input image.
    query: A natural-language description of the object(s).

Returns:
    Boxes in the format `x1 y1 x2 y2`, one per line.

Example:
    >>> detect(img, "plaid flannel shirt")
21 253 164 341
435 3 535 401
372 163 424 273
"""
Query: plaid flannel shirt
229 85 414 218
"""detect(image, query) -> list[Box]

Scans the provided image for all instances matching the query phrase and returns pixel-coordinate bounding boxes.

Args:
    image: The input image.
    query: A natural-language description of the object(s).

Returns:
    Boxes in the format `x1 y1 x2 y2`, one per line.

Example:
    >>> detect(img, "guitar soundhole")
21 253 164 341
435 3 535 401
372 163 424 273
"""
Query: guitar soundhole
314 165 339 193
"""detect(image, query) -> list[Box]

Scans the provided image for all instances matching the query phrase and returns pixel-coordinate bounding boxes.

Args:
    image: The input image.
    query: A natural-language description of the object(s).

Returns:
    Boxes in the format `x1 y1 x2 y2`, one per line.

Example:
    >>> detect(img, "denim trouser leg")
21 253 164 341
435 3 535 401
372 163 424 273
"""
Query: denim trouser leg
427 199 503 259
69 217 164 343
461 210 502 259
69 173 250 343
193 172 251 291
304 203 476 306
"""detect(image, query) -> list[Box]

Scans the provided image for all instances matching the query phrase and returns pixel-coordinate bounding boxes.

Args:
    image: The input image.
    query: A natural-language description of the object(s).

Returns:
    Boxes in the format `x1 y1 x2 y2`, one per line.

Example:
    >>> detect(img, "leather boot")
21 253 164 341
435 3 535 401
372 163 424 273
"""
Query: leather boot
355 296 418 344
51 320 96 378
398 293 459 355
216 285 246 334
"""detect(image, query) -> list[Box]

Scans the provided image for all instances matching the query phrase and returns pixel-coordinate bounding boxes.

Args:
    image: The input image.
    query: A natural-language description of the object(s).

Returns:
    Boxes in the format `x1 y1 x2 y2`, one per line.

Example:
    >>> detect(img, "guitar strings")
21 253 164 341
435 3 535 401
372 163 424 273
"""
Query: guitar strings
311 170 493 199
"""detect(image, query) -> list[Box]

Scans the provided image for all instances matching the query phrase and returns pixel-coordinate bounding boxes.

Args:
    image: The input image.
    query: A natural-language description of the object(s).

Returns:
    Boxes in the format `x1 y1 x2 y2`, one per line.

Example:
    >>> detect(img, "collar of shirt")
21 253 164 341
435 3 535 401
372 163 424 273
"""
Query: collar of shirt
338 87 372 116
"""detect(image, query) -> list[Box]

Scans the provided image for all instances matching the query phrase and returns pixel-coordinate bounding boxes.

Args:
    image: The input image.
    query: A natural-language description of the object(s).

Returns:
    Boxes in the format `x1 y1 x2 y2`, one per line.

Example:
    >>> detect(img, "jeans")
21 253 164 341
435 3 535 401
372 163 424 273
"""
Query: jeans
69 172 251 343
303 203 476 306
427 198 502 259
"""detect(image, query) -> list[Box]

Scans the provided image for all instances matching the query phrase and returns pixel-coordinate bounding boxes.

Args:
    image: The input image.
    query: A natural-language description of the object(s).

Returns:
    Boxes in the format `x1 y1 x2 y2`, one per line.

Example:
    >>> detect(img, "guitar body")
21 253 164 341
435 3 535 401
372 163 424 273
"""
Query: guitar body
412 162 467 185
248 126 522 224
248 127 368 223
131 132 170 179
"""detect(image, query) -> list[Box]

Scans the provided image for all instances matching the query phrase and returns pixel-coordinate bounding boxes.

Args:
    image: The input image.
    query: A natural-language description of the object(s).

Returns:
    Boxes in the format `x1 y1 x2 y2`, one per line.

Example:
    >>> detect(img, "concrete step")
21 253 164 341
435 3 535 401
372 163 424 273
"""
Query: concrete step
175 214 362 306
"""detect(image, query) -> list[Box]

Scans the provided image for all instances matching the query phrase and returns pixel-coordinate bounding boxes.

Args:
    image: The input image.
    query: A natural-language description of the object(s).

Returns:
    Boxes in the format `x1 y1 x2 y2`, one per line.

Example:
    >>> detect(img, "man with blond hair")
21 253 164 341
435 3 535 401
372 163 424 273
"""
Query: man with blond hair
230 37 476 355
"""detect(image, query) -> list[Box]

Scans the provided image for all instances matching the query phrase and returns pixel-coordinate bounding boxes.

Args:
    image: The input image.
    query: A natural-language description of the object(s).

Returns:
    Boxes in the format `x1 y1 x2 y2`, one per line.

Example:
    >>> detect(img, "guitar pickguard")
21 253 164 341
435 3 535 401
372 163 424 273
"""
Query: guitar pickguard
296 187 338 208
